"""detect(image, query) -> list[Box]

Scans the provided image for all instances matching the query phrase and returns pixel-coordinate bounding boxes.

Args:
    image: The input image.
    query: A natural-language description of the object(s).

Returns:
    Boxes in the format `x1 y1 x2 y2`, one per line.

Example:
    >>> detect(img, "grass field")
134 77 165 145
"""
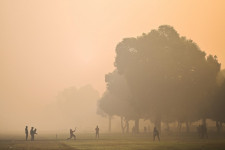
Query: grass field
1 133 225 150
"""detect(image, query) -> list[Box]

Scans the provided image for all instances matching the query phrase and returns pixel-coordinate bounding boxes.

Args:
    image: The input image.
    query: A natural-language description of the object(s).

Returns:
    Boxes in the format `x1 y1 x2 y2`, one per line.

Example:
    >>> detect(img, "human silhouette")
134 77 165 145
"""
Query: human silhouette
34 128 38 135
30 127 34 141
95 125 99 139
25 126 28 141
153 127 160 141
32 128 38 141
67 128 76 140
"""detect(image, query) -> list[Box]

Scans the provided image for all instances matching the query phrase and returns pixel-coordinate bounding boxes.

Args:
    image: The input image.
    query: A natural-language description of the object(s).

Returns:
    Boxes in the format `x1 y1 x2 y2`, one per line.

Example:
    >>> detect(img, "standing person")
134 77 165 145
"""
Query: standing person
30 127 34 141
33 128 38 141
34 128 38 135
25 126 28 141
33 128 37 140
95 125 99 139
153 127 160 141
67 128 76 140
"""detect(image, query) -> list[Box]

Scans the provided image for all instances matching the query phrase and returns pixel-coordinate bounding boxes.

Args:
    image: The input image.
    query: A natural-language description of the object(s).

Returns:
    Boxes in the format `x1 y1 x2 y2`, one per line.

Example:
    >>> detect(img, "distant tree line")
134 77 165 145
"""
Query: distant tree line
97 25 225 134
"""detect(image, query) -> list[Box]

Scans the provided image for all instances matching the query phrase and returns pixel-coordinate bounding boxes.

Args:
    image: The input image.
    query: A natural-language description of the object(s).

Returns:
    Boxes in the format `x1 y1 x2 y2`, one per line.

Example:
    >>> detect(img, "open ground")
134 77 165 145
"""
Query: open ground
1 133 225 150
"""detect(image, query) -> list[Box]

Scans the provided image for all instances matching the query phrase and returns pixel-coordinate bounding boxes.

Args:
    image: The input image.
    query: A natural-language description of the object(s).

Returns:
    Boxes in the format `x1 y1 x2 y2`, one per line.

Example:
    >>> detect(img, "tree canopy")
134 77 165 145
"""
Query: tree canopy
98 25 223 133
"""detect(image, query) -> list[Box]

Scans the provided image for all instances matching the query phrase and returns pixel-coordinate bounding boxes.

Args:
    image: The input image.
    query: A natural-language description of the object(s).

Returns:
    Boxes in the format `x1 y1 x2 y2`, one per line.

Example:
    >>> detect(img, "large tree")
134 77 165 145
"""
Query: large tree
114 25 220 132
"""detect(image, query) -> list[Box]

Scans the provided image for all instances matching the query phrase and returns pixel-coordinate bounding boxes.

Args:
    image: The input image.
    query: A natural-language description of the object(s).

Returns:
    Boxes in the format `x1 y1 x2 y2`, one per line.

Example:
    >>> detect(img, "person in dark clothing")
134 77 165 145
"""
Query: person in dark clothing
25 126 28 141
67 128 76 140
95 125 99 139
30 127 34 141
34 128 38 135
153 127 160 141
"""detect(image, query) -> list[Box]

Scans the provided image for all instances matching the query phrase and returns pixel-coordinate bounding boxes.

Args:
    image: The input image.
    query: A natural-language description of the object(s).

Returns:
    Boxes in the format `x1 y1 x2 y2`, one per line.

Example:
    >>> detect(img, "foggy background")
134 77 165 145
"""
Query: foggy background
0 0 225 134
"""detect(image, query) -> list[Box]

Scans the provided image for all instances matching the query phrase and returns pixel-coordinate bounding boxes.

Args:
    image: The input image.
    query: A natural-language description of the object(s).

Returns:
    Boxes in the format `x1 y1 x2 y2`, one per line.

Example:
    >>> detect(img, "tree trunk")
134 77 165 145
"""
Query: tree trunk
216 121 223 134
121 117 125 133
155 118 161 134
135 118 139 133
126 120 129 133
216 121 219 133
159 120 161 134
219 121 223 132
186 121 190 133
108 115 112 133
202 118 208 138
166 122 170 132
202 118 207 127
178 121 182 133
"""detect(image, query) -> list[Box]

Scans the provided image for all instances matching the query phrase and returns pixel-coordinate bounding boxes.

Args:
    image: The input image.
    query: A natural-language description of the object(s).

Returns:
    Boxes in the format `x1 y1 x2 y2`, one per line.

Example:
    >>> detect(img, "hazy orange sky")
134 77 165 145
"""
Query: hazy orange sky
0 0 225 120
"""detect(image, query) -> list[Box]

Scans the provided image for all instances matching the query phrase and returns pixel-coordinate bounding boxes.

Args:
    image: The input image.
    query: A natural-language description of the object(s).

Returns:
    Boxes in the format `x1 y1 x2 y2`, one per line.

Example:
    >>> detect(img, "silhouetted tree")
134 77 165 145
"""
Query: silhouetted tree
114 25 220 133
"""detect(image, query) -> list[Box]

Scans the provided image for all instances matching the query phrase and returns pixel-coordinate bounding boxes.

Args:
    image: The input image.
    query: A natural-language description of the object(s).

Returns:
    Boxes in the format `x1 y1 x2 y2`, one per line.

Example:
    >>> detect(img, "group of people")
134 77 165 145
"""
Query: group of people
25 125 160 141
25 125 99 141
25 126 38 141
24 124 212 141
